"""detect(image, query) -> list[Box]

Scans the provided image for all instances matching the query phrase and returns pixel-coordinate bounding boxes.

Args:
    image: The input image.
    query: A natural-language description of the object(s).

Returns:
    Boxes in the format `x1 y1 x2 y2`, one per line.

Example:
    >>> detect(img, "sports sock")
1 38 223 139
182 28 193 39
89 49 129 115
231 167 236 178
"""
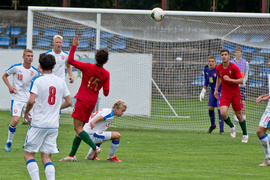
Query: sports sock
233 115 239 122
218 110 224 131
26 159 40 180
108 141 119 159
44 162 55 180
7 125 16 142
86 144 101 159
259 134 270 159
239 120 248 135
208 110 215 127
243 115 246 119
79 131 97 150
69 136 82 157
224 116 234 128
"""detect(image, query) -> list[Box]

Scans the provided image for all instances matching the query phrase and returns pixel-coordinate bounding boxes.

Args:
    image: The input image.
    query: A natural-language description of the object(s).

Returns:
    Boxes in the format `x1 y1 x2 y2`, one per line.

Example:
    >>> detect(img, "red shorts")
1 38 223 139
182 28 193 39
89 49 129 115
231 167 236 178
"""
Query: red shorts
72 99 95 123
219 94 243 111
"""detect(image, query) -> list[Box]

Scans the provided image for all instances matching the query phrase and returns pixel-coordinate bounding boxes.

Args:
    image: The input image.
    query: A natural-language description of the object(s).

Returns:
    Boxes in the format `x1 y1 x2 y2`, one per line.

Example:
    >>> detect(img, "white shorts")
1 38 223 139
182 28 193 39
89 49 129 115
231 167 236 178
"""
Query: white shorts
24 127 59 154
11 100 33 118
259 111 270 129
89 131 112 144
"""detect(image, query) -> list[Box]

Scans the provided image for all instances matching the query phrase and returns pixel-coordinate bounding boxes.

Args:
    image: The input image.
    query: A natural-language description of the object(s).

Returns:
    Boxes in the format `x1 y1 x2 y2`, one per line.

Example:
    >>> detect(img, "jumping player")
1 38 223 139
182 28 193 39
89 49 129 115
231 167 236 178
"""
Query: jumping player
2 49 39 152
84 100 127 162
23 53 72 179
214 49 248 143
200 55 224 134
60 35 110 161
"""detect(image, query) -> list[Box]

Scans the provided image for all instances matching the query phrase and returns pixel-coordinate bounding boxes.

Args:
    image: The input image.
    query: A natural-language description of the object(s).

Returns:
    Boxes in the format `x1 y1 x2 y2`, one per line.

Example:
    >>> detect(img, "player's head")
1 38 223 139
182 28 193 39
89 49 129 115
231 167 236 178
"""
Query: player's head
234 46 242 58
39 53 56 71
53 35 63 50
220 49 230 62
112 100 127 117
95 49 108 65
207 55 216 70
22 49 34 65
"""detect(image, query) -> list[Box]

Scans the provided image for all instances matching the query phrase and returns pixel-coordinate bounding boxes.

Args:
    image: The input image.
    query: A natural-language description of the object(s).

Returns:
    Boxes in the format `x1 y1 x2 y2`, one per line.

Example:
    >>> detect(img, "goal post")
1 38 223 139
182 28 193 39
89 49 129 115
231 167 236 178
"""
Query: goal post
27 6 270 132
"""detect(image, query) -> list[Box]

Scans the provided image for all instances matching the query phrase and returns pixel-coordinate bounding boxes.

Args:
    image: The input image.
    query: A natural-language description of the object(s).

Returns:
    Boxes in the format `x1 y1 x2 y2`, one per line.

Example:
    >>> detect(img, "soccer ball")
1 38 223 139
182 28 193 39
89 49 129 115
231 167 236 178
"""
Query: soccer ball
151 8 164 22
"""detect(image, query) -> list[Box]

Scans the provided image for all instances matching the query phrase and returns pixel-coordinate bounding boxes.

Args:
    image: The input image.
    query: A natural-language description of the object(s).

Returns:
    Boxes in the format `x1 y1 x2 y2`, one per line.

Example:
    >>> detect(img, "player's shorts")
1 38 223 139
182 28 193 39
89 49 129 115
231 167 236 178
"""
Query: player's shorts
219 93 243 111
89 131 112 144
208 91 221 108
72 99 95 123
24 126 59 154
259 110 270 129
240 87 245 101
11 100 33 118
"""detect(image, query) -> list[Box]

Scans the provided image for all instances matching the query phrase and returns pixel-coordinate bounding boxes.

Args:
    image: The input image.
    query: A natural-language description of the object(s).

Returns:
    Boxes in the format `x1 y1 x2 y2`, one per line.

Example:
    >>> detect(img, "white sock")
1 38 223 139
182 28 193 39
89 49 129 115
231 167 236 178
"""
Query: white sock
44 162 55 180
233 115 239 122
8 125 16 142
86 148 93 159
108 141 119 159
26 159 40 180
243 115 246 120
260 134 270 159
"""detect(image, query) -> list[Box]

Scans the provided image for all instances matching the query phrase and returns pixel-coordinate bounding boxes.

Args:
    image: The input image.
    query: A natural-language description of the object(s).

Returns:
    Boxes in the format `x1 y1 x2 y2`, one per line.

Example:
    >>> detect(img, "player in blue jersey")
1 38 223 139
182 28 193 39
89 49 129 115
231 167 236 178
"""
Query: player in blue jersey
200 55 224 134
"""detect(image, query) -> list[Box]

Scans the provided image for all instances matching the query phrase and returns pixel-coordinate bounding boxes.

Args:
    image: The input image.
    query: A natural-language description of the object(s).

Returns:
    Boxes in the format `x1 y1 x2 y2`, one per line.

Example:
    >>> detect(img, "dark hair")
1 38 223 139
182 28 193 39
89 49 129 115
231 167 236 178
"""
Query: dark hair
95 49 108 65
220 49 230 54
39 53 56 71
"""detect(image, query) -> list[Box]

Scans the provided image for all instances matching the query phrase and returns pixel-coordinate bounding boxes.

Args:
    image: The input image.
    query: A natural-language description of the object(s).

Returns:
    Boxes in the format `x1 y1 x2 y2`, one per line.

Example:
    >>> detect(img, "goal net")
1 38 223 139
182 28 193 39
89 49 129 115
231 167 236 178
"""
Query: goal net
27 7 270 133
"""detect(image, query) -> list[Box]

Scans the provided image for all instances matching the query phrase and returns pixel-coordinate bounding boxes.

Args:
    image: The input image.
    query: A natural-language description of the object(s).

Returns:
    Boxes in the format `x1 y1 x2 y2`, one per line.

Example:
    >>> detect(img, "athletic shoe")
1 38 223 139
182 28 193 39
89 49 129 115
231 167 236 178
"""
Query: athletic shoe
84 157 100 160
241 135 248 143
5 142 11 152
219 130 225 135
107 156 123 162
230 128 236 138
59 155 76 162
207 125 216 133
233 120 239 125
259 158 270 166
91 147 101 160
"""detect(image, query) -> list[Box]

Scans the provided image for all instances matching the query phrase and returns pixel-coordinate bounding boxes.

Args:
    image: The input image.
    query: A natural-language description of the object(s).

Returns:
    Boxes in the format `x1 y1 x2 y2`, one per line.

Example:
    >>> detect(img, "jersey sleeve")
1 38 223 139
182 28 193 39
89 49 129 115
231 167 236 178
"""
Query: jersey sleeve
62 81 70 98
103 72 110 91
67 45 89 72
6 65 16 75
102 109 114 120
29 79 38 95
203 68 208 87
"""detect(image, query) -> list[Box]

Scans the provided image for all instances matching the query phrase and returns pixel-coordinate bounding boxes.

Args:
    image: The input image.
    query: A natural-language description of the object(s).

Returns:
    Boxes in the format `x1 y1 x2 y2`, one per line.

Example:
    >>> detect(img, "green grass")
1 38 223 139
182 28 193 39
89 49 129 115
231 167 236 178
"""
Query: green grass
0 111 269 179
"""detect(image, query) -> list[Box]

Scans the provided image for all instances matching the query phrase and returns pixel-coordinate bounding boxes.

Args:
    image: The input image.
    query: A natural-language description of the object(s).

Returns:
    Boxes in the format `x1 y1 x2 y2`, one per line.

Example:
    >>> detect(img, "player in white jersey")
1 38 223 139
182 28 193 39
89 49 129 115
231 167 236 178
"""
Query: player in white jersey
23 53 72 180
46 35 74 83
83 100 127 162
2 49 39 152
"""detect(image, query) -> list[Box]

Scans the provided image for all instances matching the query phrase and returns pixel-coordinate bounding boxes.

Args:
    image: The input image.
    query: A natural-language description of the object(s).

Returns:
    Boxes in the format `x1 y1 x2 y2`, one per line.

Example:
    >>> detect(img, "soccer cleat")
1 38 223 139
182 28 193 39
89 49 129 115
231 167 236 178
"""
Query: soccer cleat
241 135 248 143
230 128 236 138
219 130 225 135
91 147 101 160
107 156 123 162
84 157 100 160
259 158 270 166
5 142 11 152
207 125 216 133
59 155 76 162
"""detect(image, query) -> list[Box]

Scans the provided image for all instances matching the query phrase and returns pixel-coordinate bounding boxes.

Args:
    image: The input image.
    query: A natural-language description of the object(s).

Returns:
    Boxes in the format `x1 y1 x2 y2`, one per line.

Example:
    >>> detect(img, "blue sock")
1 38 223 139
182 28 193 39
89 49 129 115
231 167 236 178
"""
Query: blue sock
209 110 215 127
218 110 224 131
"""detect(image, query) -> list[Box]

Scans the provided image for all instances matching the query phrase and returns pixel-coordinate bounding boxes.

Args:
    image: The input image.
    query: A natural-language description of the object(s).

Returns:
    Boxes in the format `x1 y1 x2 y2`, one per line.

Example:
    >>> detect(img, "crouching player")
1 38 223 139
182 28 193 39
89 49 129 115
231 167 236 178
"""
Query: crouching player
83 100 127 162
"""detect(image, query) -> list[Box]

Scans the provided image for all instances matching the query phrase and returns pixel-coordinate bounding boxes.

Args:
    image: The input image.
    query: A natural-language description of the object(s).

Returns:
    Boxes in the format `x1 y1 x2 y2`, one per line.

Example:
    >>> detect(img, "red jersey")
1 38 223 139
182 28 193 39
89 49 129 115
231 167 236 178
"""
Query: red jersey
216 62 242 97
68 45 110 105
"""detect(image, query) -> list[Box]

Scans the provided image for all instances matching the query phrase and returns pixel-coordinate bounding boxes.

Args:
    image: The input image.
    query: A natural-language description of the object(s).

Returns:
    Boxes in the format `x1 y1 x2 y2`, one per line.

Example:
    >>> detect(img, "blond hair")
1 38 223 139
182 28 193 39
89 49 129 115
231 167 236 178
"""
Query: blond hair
53 35 63 41
23 49 33 56
112 100 127 109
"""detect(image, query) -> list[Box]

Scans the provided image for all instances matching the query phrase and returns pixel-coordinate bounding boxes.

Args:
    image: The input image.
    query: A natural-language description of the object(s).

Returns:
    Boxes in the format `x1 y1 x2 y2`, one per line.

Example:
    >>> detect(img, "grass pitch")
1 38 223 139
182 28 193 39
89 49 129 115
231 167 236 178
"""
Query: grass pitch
0 111 269 179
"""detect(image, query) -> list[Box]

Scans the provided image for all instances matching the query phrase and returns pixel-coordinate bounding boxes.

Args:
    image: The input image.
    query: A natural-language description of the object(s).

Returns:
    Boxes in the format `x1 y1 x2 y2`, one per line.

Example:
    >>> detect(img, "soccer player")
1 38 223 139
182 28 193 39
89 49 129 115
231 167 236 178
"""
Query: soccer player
23 53 72 180
230 47 249 124
46 35 74 83
84 100 127 162
256 57 270 166
60 35 110 161
2 49 39 152
200 55 224 134
214 49 248 143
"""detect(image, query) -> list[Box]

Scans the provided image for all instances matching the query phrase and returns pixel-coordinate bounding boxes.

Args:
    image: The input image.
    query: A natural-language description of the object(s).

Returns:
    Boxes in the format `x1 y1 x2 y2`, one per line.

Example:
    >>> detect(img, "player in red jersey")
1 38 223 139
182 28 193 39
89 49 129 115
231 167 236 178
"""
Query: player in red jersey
60 35 110 161
214 49 248 143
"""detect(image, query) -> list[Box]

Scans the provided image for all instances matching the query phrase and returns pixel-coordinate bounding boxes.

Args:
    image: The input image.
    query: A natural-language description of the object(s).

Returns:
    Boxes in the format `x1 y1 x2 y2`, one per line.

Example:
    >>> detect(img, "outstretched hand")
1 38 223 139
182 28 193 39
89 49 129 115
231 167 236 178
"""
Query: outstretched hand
73 35 80 47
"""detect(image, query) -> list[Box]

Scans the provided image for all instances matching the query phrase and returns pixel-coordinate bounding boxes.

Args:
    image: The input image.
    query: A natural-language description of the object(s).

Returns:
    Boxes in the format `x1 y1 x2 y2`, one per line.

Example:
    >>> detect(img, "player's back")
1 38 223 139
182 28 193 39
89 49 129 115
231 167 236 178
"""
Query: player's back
30 74 70 129
76 63 110 104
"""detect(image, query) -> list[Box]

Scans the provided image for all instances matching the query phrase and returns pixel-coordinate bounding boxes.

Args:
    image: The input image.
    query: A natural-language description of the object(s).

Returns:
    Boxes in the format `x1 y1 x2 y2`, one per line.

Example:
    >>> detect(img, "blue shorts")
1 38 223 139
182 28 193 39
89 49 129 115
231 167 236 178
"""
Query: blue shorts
208 91 221 108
